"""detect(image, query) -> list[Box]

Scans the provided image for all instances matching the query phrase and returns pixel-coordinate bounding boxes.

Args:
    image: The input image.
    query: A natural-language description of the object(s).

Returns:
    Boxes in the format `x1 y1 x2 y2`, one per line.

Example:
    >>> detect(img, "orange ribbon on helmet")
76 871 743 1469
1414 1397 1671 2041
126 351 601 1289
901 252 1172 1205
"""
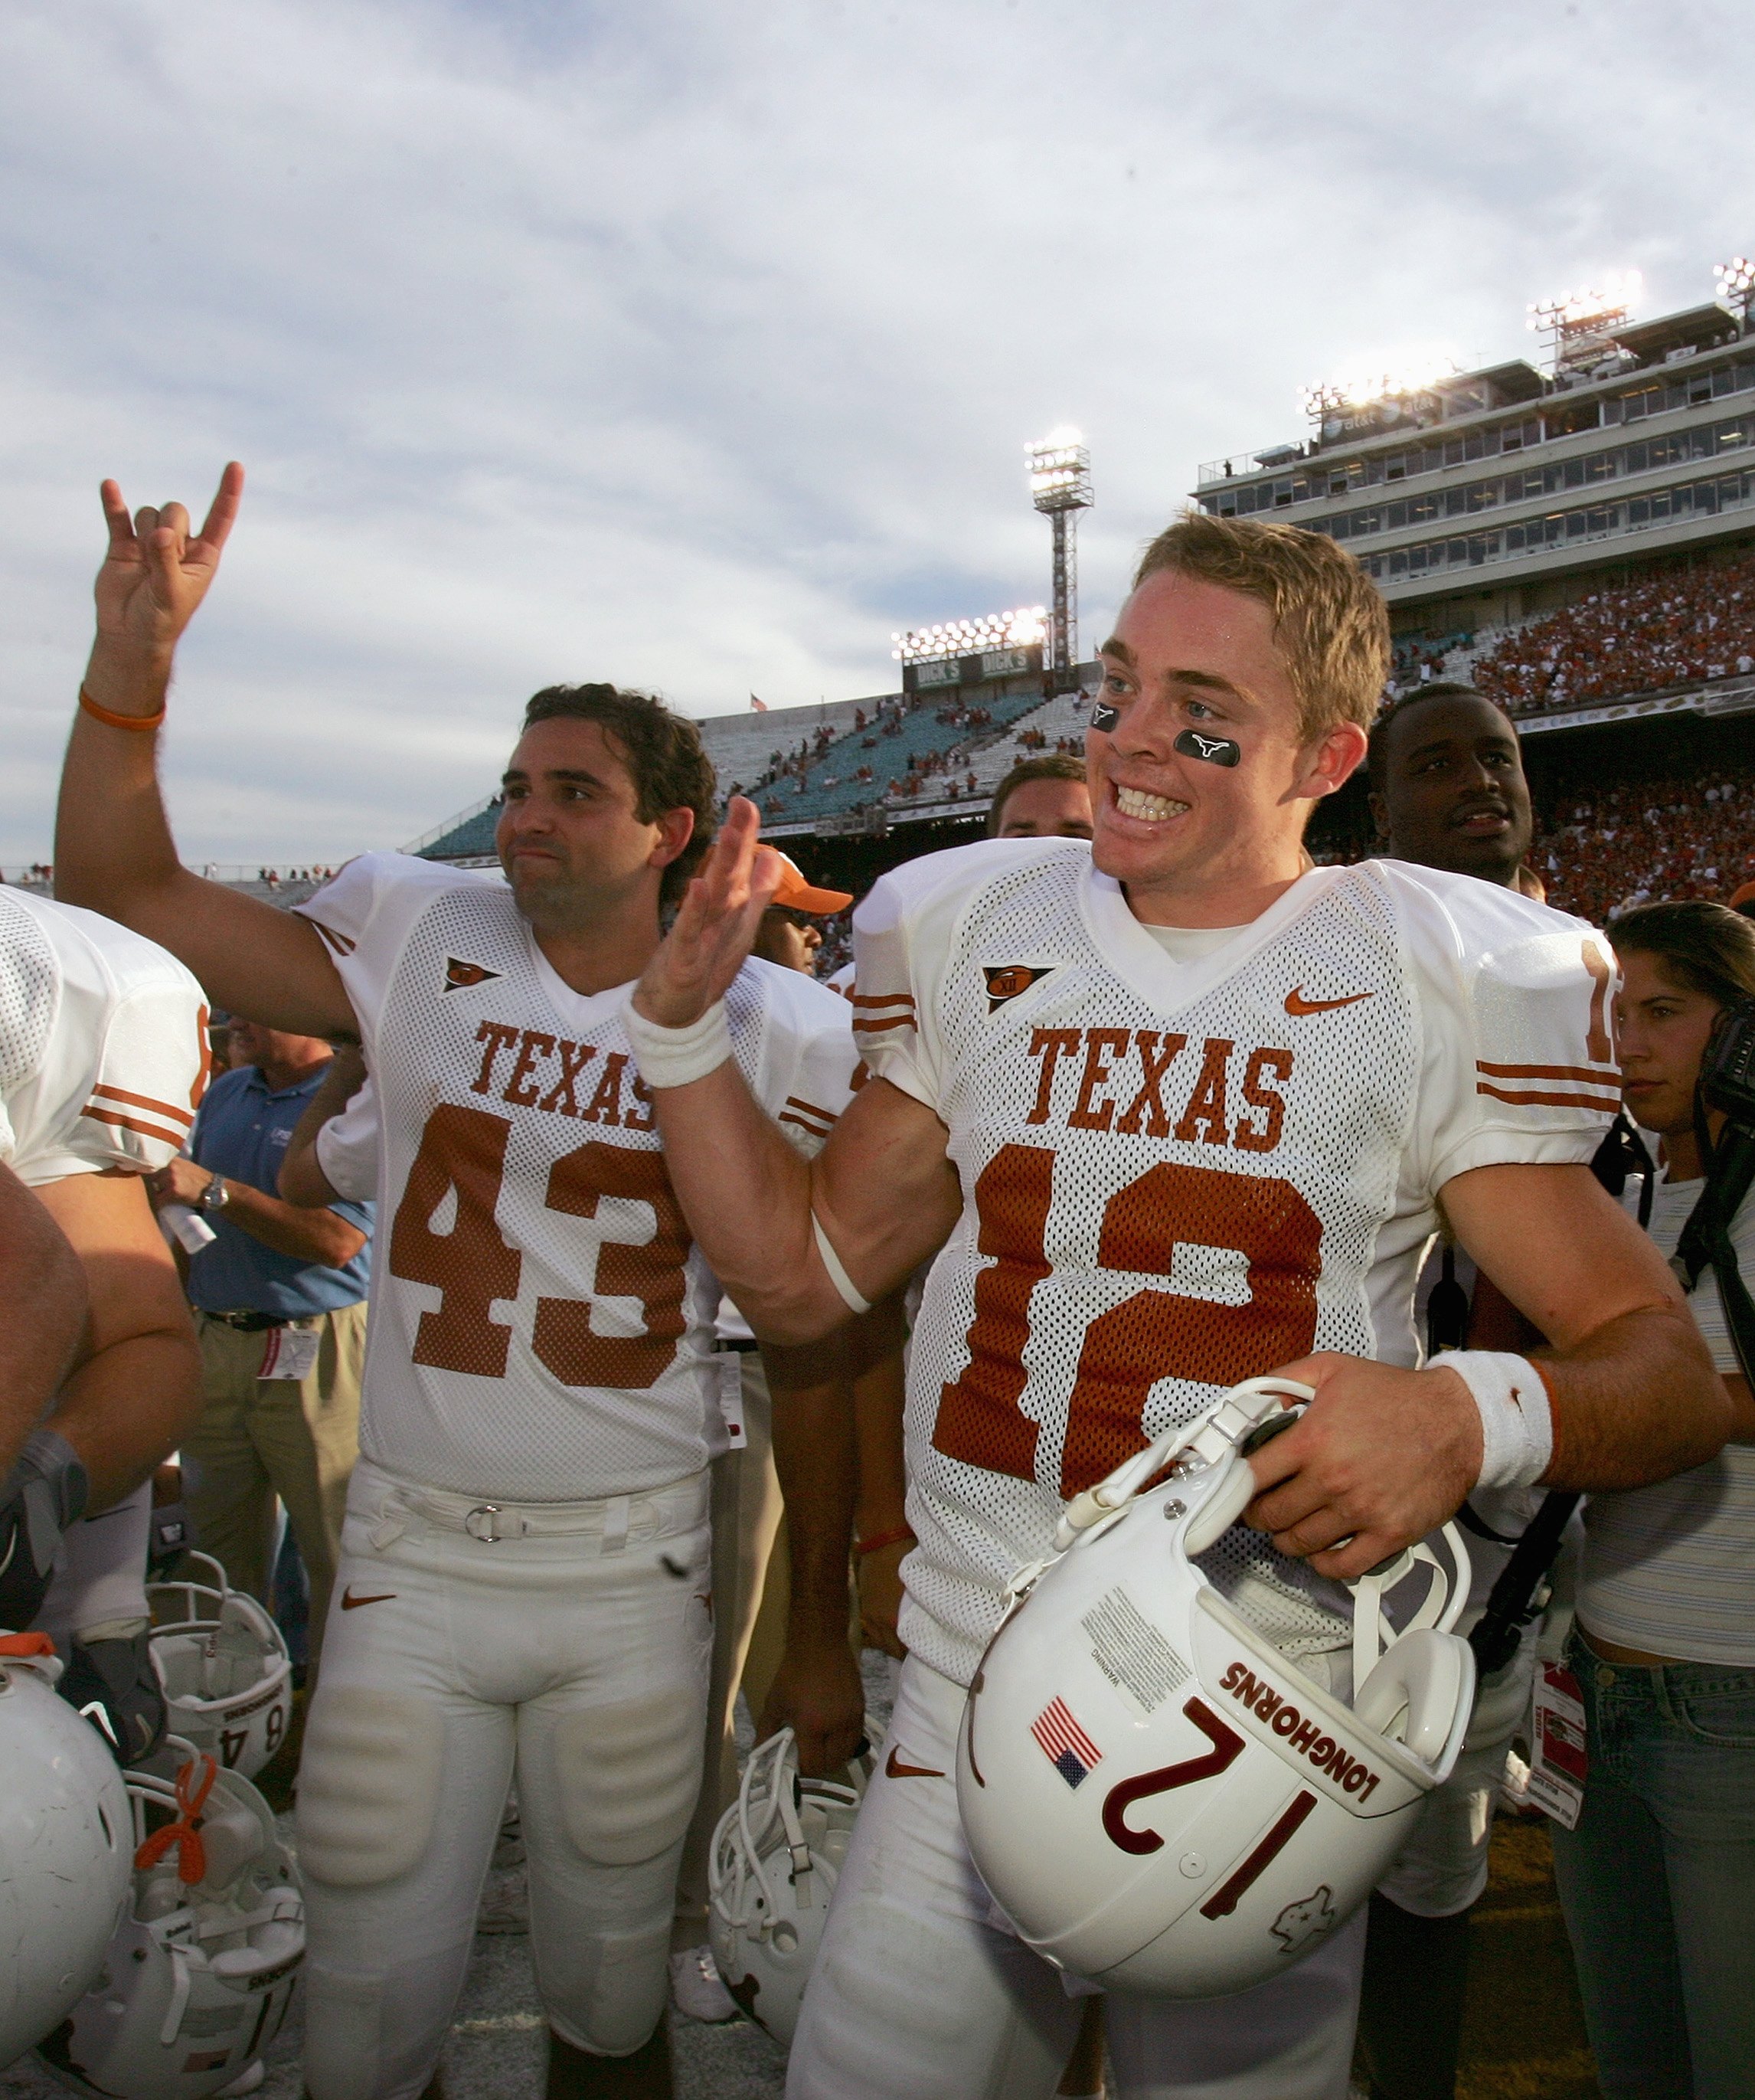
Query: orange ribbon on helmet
135 1752 219 1885
0 1631 57 1657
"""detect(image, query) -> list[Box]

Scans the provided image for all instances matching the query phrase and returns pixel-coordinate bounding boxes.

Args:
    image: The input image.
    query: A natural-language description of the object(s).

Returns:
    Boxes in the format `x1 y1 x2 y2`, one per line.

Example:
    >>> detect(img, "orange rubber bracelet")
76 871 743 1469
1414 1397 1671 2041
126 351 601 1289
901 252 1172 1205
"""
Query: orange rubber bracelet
79 685 165 732
854 1526 916 1559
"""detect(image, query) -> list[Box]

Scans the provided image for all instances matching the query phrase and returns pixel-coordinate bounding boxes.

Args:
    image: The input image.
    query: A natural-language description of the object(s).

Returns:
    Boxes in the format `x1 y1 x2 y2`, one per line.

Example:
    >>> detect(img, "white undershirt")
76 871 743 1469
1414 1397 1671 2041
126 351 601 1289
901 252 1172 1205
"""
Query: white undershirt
1139 922 1250 963
1577 1175 1755 1665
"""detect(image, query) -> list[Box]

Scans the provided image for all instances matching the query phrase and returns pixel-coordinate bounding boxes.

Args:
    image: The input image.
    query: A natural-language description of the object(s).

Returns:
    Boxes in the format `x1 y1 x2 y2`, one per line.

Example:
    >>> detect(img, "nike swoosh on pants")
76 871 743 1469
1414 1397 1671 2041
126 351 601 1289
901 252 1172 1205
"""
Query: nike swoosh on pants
884 1745 945 1780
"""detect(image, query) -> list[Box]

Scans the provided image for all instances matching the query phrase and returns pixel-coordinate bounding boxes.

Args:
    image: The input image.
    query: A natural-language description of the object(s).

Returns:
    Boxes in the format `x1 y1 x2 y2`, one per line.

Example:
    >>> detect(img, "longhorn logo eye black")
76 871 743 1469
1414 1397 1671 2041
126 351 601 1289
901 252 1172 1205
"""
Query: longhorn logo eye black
1174 729 1241 767
1090 700 1120 732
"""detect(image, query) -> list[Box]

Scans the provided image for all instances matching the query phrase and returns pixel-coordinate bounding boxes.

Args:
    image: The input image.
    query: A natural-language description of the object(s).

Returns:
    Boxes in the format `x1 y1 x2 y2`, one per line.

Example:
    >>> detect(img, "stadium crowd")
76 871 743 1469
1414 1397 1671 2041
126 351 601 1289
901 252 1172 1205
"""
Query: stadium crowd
1533 768 1755 924
1472 552 1755 715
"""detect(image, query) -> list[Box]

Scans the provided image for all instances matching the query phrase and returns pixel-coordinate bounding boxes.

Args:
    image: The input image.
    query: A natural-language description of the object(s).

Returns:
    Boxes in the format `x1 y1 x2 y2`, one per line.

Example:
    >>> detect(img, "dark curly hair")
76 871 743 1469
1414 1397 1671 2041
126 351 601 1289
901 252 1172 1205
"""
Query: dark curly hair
521 683 719 904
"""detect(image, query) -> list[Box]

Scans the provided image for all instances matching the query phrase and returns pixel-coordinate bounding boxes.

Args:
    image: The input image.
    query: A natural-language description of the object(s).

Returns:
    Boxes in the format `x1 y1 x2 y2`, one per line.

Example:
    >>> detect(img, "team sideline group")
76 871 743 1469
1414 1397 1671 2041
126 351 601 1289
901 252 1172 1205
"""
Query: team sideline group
2 460 1747 2100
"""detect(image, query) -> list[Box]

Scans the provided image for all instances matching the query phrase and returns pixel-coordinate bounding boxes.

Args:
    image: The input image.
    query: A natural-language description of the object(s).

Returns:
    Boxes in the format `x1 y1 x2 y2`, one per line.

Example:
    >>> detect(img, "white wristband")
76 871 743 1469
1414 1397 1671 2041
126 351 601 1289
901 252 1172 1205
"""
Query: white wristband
812 1212 872 1316
621 998 733 1090
1429 1349 1553 1493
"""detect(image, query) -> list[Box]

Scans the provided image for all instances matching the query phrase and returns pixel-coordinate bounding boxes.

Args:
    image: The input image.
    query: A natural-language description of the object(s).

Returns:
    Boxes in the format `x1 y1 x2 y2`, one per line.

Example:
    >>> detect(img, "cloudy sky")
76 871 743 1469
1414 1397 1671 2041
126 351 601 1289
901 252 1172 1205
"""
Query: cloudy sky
3 0 1752 863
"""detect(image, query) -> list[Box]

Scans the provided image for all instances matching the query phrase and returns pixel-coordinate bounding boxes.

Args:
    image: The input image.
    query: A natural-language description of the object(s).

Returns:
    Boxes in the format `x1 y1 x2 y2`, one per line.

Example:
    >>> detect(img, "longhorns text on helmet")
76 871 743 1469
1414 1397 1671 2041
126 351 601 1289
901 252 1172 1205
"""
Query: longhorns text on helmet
955 1378 1475 2000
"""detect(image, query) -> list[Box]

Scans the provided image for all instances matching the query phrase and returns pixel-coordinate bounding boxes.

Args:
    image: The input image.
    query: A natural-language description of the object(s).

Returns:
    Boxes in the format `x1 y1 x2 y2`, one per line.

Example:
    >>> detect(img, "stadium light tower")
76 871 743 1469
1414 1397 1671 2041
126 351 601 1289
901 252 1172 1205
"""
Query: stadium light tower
1716 255 1755 326
1527 272 1641 378
1026 428 1093 688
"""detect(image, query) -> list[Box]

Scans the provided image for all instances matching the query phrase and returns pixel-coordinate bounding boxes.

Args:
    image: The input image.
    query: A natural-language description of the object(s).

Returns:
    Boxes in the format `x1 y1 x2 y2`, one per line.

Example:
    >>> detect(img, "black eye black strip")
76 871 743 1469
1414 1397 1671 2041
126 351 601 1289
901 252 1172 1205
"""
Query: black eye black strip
1174 728 1240 767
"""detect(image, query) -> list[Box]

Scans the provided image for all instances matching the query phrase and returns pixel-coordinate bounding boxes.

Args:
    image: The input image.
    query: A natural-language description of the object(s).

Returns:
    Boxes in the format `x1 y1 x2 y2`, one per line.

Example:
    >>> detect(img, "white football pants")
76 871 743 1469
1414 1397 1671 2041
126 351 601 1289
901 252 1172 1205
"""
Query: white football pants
296 1458 712 2100
787 1656 1364 2100
1374 1626 1534 1918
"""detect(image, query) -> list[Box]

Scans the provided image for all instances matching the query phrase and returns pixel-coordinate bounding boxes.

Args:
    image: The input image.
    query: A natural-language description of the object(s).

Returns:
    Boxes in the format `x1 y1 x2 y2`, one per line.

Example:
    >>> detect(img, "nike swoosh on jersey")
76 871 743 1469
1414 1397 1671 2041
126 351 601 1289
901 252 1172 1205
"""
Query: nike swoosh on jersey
1283 986 1376 1016
340 1587 397 1609
884 1745 946 1779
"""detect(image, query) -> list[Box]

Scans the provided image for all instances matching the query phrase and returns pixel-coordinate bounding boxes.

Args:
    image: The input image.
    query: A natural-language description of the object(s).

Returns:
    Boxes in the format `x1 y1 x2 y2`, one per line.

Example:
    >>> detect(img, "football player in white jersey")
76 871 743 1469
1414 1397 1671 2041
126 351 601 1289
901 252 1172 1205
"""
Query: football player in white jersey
1 885 209 1760
54 464 868 2100
619 512 1727 2100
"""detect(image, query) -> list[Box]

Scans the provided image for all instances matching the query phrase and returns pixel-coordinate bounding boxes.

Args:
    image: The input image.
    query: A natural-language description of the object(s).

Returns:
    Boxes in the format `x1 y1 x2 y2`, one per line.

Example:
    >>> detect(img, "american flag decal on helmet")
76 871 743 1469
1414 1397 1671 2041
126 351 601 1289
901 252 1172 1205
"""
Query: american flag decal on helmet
1032 1697 1102 1789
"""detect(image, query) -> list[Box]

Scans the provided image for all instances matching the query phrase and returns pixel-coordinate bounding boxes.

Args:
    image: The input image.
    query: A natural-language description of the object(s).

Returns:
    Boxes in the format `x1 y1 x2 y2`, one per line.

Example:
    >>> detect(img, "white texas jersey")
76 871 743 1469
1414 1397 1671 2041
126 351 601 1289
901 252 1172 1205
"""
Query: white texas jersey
0 888 209 1186
296 854 856 1500
853 841 1619 1687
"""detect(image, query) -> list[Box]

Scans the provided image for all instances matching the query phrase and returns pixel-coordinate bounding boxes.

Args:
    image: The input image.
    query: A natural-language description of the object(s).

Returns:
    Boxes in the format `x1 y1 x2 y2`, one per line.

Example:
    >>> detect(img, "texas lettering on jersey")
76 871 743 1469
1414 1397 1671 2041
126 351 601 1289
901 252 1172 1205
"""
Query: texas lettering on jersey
850 840 1619 1688
469 1022 655 1130
1019 1026 1293 1153
296 853 856 1503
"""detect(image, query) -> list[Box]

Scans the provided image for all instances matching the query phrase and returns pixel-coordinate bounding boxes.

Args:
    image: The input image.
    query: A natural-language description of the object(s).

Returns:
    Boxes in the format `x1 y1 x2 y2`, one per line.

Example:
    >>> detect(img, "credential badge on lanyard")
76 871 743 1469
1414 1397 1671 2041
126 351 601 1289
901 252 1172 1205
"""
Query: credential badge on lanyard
1524 1663 1587 1830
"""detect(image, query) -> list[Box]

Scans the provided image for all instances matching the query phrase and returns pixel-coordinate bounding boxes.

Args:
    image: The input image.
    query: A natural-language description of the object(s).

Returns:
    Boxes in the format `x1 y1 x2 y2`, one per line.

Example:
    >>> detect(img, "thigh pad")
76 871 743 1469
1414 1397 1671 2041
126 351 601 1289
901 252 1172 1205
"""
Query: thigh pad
297 1686 443 1888
545 1692 704 1867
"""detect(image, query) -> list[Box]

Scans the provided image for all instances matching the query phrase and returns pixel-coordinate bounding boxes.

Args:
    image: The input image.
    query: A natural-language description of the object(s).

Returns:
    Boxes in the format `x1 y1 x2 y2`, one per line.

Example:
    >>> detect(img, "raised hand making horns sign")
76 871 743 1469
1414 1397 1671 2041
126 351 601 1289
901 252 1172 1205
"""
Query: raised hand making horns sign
85 461 245 721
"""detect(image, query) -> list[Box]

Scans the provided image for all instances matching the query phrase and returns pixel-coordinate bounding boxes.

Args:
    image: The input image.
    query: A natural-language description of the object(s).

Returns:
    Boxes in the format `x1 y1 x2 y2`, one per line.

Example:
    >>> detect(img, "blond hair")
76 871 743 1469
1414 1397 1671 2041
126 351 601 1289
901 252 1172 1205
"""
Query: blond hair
1132 512 1390 743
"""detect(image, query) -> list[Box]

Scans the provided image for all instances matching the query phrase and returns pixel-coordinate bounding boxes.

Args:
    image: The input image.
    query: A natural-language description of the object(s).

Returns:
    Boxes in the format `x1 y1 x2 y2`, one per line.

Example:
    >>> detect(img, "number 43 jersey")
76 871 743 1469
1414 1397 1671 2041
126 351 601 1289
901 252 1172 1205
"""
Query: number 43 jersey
853 841 1620 1689
298 853 858 1502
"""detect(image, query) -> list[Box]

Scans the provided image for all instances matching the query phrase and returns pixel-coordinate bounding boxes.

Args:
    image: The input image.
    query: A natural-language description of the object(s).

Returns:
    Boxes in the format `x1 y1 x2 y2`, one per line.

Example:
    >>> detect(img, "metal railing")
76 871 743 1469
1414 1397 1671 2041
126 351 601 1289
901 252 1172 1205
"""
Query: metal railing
1197 445 1309 486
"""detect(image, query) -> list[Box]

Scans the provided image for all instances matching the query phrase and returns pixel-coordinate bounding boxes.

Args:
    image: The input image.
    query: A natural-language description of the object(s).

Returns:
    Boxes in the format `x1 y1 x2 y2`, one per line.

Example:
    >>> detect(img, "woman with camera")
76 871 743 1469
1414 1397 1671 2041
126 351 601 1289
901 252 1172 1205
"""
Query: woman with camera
1551 899 1755 2098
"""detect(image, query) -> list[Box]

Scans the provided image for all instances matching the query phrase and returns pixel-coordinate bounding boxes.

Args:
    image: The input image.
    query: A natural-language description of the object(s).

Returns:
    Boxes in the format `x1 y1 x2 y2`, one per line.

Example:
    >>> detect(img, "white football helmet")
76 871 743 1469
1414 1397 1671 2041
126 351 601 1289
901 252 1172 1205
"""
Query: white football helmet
0 1636 132 2066
708 1728 870 2045
147 1553 292 1779
38 1737 304 2100
958 1377 1476 2000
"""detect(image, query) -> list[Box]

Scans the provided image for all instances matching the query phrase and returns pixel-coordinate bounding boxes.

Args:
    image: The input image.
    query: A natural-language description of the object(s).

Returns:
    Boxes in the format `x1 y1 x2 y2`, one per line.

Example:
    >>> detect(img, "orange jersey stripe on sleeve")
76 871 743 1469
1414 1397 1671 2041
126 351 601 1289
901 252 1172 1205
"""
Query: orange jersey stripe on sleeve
1477 1060 1620 1085
306 919 357 957
80 1104 191 1150
1476 1081 1623 1113
88 1081 196 1130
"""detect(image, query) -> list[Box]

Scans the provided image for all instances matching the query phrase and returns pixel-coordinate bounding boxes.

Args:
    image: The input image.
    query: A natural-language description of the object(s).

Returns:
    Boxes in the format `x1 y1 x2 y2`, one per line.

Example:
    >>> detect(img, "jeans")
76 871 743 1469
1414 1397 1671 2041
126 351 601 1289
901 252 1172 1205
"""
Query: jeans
1548 1630 1755 2098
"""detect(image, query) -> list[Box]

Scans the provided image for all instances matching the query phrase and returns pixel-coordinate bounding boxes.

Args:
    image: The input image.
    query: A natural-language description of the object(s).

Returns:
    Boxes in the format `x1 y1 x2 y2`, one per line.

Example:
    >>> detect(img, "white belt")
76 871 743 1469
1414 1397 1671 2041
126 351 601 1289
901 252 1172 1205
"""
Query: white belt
368 1483 639 1552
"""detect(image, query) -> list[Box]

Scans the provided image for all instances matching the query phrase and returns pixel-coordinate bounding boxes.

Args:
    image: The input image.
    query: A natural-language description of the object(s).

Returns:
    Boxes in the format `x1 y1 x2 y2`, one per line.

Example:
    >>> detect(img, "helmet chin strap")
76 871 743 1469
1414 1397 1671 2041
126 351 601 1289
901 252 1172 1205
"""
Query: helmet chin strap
1054 1378 1316 1552
727 1729 796 1937
1345 1524 1472 1699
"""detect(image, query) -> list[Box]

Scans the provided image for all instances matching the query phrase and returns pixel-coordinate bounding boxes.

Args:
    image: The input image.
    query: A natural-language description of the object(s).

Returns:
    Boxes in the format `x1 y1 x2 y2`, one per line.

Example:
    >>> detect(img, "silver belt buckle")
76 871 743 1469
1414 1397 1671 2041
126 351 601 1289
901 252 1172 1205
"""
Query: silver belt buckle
464 1503 504 1544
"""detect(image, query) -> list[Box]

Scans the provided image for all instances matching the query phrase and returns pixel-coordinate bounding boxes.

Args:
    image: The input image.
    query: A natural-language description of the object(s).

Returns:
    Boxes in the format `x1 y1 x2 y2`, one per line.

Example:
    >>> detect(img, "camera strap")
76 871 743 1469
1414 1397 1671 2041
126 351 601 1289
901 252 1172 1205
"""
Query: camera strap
1672 1120 1755 1389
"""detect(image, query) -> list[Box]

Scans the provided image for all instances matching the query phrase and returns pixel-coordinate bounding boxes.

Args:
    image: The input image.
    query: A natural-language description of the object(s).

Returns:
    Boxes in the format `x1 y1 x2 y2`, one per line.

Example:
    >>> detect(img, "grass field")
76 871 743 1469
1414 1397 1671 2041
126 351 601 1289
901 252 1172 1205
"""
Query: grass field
1450 1818 1601 2100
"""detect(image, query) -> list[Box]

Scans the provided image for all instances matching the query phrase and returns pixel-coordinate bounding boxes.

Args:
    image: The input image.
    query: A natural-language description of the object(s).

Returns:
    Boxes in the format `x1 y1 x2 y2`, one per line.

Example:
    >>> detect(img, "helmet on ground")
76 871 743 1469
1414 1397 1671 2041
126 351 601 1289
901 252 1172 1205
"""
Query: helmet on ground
0 1635 132 2064
708 1728 869 2045
147 1554 292 1779
958 1376 1476 2000
37 1737 304 2100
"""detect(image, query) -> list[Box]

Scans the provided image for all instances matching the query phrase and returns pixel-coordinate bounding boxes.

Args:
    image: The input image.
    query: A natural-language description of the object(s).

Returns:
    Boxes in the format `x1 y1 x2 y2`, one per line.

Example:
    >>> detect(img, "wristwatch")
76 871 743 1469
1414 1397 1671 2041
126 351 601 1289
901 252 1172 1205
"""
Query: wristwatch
198 1174 231 1217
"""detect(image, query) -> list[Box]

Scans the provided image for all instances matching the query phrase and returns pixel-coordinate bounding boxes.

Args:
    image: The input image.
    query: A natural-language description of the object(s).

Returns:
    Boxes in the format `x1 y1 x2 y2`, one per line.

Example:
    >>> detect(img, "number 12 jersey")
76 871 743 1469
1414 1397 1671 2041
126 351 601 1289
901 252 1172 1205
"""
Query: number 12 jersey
852 842 1619 1688
298 853 858 1502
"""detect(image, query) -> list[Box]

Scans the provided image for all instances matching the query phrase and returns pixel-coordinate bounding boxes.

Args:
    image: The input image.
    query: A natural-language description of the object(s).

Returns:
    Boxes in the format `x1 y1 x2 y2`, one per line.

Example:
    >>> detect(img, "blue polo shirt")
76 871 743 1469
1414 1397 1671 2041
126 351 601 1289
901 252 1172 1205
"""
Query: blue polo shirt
186 1061 373 1317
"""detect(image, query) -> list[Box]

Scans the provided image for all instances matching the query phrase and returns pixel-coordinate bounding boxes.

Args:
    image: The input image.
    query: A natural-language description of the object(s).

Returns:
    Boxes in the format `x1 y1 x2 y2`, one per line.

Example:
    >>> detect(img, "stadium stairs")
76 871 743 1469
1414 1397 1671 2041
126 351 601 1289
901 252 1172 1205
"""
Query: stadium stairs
752 684 1049 836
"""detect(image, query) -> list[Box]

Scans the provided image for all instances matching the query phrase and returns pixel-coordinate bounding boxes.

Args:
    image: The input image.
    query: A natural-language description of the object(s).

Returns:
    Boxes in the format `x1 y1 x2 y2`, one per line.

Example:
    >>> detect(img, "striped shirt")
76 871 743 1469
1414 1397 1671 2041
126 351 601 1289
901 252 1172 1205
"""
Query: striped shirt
1578 1173 1755 1666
